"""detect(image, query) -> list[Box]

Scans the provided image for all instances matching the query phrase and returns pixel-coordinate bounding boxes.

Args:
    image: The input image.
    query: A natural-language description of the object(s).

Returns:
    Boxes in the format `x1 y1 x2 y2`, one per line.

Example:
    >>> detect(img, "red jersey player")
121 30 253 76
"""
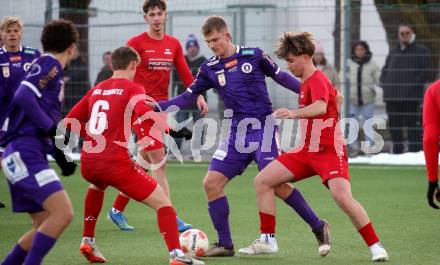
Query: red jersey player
106 0 207 232
239 32 389 262
68 46 204 265
422 79 440 209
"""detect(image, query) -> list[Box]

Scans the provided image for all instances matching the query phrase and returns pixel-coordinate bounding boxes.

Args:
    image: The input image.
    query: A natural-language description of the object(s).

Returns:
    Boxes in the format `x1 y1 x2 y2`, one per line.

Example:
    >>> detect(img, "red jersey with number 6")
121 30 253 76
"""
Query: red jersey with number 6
127 32 194 102
65 78 168 160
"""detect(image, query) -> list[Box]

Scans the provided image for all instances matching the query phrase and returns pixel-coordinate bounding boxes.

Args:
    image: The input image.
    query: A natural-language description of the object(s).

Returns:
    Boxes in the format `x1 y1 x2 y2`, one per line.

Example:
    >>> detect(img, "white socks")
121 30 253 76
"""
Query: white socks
369 242 384 254
170 249 185 258
260 233 276 245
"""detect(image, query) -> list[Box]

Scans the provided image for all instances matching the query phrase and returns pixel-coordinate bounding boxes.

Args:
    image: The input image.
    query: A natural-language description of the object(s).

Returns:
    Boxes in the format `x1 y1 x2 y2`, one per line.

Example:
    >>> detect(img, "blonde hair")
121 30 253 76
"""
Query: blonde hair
0 16 23 32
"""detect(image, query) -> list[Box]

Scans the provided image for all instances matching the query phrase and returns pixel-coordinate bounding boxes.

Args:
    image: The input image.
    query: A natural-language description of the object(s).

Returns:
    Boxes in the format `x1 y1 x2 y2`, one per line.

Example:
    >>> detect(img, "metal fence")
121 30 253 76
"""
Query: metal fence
2 0 439 157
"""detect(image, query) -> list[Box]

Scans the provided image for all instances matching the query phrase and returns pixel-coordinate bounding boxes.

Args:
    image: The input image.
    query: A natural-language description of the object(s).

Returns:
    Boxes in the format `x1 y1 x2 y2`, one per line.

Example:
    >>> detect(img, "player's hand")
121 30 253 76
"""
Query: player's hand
53 147 77 176
427 181 440 209
197 95 208 116
169 127 193 140
274 108 297 119
146 100 156 110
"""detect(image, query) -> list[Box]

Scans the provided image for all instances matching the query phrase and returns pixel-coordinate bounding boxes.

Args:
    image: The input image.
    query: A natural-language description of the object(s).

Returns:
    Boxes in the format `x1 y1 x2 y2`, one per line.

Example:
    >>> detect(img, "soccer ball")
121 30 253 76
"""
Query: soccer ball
179 229 209 257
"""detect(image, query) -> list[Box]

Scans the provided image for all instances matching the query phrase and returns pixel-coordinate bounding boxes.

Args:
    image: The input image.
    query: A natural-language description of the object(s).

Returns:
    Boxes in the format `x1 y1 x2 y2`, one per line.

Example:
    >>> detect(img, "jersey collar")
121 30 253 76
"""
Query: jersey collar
2 45 23 53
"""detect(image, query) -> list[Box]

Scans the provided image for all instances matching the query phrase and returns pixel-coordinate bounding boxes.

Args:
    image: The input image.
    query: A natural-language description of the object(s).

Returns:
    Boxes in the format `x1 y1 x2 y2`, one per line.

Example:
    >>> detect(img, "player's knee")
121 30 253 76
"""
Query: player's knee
331 191 352 210
54 207 74 227
203 177 220 195
254 174 271 191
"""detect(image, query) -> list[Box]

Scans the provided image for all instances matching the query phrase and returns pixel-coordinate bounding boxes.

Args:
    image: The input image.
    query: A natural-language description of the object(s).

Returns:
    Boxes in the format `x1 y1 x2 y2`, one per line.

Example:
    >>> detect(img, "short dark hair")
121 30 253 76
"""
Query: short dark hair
143 0 167 13
111 46 140 70
398 23 414 33
202 16 228 36
41 19 78 53
102 51 111 58
274 32 315 59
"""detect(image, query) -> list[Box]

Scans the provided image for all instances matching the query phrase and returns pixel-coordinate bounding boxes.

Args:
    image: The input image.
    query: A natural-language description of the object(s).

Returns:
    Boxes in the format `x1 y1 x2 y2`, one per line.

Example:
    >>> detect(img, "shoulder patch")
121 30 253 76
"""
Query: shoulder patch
24 49 36 55
242 49 255 56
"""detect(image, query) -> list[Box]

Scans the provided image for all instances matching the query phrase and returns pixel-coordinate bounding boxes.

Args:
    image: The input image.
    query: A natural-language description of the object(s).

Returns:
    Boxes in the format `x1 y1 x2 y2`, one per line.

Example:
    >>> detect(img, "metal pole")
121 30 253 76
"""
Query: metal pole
240 6 245 46
45 0 53 23
342 0 351 119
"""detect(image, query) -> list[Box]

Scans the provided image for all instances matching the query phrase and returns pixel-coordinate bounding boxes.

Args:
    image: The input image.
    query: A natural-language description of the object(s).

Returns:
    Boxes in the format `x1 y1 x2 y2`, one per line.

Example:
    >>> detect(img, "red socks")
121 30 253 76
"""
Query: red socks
157 206 180 251
358 222 379 246
83 188 104 237
113 193 130 212
259 212 276 234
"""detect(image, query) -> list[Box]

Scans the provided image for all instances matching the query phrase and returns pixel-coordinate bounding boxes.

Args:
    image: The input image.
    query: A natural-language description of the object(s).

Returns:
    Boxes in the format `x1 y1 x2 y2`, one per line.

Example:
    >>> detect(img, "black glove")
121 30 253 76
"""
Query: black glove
427 181 440 209
169 127 193 140
49 125 76 176
53 147 77 176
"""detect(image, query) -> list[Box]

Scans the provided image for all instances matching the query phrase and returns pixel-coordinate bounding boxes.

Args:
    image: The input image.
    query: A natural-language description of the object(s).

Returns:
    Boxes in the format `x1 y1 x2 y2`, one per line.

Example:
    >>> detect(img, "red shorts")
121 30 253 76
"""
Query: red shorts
277 146 350 186
81 157 158 201
132 113 167 152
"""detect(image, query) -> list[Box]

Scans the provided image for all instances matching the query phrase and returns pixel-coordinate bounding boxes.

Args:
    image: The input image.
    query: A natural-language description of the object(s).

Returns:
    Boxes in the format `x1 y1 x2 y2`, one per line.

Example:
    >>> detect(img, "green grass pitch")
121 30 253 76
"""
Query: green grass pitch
0 163 439 265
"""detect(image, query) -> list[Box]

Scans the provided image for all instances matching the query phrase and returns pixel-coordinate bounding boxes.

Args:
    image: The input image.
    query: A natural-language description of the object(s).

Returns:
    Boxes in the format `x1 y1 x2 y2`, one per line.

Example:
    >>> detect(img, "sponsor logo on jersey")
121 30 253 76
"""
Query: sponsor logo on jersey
242 49 254 55
213 149 227 161
145 50 155 53
164 48 172 55
2 66 10 78
241 62 253 74
225 59 237 69
12 63 21 68
10 55 21 62
24 49 36 55
39 66 59 89
227 66 237 72
207 60 219 66
263 53 277 68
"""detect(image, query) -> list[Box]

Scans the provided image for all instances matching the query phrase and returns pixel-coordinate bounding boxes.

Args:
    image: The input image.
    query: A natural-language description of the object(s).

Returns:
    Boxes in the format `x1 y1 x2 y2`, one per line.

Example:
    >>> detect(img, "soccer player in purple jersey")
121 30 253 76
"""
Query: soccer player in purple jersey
155 16 331 257
0 17 41 209
0 19 78 265
0 16 41 153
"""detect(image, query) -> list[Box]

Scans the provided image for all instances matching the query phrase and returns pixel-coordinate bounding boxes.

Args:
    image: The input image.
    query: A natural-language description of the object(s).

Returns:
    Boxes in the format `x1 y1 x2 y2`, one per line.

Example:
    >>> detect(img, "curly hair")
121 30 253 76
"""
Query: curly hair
41 19 78 53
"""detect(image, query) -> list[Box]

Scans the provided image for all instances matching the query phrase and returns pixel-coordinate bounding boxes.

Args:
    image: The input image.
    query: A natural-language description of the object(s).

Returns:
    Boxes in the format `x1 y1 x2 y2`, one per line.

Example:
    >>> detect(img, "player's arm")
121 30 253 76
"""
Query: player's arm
173 42 208 114
65 92 90 138
423 84 440 209
275 100 327 119
275 78 329 119
13 60 58 132
131 89 170 133
16 60 76 175
13 84 54 131
257 48 300 93
156 66 212 111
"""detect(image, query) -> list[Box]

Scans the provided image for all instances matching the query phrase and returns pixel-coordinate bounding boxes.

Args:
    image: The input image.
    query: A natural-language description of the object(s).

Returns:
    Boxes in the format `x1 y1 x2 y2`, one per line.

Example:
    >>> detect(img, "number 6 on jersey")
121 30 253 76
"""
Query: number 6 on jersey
89 100 109 134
